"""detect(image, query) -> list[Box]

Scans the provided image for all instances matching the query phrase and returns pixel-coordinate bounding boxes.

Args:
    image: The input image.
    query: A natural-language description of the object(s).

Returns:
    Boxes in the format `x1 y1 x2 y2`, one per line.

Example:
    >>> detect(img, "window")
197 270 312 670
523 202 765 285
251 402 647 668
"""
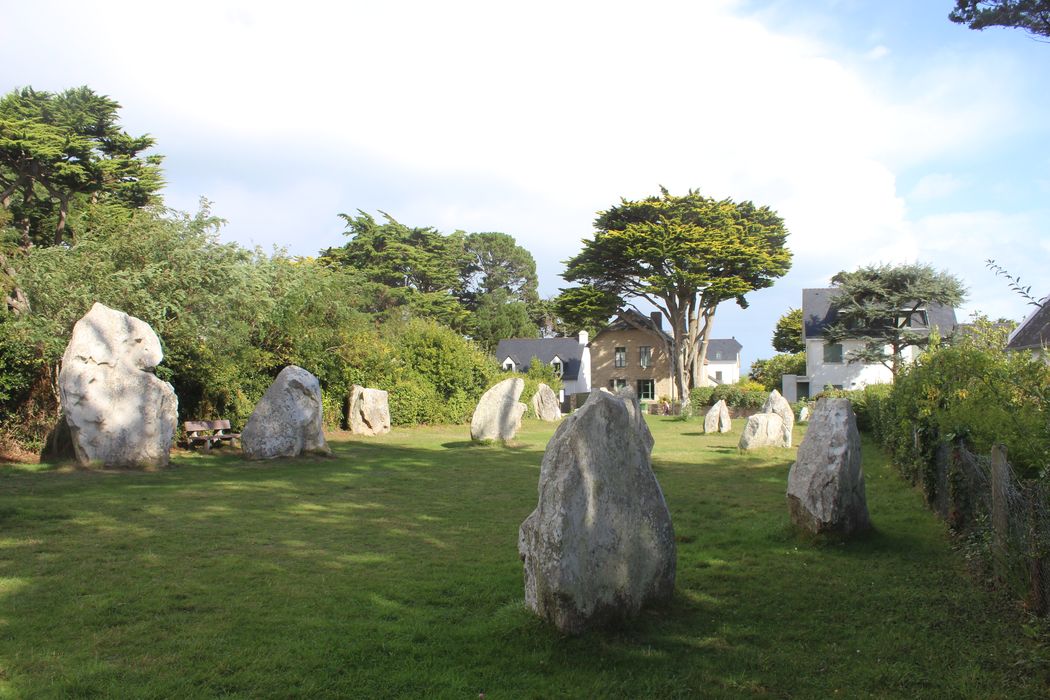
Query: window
714 371 723 383
714 351 723 360
639 346 652 368
637 379 655 400
550 357 563 377
897 309 928 328
612 378 628 391
614 346 627 368
501 358 515 372
823 343 844 363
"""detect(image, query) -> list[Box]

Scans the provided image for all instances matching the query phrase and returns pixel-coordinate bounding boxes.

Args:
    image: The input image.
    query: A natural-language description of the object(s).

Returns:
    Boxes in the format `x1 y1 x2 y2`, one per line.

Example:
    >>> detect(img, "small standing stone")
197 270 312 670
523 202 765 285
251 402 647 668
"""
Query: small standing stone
347 385 391 436
242 366 331 460
787 398 870 536
518 390 676 634
762 389 795 447
470 378 527 442
704 399 732 434
531 383 562 421
738 413 787 450
799 405 810 423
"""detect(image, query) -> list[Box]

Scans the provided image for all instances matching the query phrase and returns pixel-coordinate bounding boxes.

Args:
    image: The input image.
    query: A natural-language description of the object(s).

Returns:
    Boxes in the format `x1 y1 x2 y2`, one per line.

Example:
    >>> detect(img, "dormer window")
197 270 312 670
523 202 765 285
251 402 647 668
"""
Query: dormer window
501 358 515 372
550 355 563 378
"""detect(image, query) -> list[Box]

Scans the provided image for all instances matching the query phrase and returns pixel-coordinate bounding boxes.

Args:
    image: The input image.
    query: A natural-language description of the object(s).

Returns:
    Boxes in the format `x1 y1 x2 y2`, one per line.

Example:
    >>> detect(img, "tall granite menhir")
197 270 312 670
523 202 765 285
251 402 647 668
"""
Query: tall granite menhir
787 398 871 536
518 390 676 634
470 377 527 442
58 303 178 468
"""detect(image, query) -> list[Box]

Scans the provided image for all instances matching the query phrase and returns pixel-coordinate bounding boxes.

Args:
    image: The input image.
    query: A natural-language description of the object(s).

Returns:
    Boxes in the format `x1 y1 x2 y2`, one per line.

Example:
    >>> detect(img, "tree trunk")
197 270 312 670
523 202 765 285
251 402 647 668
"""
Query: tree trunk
54 193 70 246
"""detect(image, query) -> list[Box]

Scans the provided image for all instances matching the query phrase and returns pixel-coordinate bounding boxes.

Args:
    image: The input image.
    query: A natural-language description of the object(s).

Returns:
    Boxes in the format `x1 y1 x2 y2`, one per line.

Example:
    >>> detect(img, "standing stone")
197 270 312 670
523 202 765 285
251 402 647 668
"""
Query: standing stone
704 399 732 434
518 390 676 634
738 412 787 450
531 383 562 422
470 377 527 442
58 303 178 468
799 405 810 423
762 389 795 447
787 398 870 535
242 366 331 460
347 385 391 436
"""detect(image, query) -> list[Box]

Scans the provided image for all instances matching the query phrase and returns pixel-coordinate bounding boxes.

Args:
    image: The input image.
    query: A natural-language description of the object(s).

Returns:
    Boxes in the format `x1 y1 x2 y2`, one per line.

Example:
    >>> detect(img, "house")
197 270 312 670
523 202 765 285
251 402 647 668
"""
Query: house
781 287 958 402
495 331 592 408
589 310 744 403
1005 296 1050 359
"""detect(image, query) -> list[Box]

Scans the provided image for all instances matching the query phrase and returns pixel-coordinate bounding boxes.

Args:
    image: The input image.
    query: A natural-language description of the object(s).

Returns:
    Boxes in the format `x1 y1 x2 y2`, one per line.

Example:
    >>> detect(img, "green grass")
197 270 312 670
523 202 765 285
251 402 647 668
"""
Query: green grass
0 418 1046 698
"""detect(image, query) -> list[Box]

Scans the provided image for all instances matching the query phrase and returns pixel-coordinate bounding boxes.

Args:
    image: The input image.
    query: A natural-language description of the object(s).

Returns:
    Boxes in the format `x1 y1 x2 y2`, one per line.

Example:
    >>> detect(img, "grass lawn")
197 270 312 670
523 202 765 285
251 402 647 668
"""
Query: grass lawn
1 416 1047 698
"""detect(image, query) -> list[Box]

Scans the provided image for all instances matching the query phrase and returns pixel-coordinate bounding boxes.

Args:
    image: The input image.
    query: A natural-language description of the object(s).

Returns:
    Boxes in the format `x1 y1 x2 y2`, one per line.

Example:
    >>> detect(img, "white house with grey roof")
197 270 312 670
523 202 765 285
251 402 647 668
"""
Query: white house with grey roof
1006 295 1050 361
495 332 592 407
781 287 958 402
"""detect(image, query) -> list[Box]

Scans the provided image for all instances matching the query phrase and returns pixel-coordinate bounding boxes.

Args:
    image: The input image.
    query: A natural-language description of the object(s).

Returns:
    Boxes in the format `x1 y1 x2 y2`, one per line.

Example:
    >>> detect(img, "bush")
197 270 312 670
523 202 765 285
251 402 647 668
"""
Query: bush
689 386 715 413
387 376 444 426
749 352 806 392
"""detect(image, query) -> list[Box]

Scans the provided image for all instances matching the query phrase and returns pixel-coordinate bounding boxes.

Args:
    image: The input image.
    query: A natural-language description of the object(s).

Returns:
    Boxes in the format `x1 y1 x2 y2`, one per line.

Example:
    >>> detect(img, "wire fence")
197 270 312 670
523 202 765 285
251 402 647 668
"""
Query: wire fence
925 437 1050 615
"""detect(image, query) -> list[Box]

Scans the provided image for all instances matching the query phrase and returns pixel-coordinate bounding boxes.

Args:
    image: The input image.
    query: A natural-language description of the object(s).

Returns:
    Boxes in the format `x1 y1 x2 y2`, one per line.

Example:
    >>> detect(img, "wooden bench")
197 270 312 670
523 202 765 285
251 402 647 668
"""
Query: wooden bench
183 420 241 451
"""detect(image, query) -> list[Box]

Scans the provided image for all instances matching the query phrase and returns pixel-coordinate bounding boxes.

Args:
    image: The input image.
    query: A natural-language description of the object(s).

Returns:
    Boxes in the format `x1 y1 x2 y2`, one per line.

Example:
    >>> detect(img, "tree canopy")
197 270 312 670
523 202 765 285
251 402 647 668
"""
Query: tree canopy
772 307 804 354
0 86 164 247
560 187 791 398
823 262 967 376
949 0 1050 38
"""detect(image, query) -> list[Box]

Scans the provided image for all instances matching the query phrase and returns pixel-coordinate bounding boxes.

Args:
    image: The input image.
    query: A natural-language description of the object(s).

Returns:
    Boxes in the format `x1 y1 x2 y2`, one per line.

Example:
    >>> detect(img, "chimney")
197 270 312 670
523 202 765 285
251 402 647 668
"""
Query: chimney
650 311 662 330
578 330 589 345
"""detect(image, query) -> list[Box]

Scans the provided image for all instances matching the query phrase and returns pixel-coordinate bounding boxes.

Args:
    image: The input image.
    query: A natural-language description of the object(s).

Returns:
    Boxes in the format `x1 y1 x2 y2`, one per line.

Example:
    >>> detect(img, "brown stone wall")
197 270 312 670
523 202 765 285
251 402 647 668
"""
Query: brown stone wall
590 328 676 400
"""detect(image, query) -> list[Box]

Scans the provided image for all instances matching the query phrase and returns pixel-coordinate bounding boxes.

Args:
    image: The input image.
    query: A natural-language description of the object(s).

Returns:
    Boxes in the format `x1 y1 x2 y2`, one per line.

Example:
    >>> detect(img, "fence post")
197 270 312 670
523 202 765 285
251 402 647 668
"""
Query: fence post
990 445 1009 581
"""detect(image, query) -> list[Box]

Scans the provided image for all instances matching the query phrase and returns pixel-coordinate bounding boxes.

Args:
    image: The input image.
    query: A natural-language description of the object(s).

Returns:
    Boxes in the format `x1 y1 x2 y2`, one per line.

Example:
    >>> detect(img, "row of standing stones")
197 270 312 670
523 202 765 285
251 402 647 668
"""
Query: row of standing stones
53 303 392 468
55 304 869 634
519 389 870 633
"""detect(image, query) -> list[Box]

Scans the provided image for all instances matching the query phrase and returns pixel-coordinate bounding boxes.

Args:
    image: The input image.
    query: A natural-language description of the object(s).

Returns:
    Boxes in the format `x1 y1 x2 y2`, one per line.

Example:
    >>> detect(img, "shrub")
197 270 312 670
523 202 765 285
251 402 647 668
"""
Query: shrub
689 386 715 413
749 352 806 392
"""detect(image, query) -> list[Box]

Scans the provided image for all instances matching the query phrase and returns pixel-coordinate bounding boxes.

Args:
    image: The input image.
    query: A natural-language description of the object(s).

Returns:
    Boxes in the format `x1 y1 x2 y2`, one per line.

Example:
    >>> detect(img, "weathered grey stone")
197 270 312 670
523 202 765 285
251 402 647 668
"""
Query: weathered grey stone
798 405 810 423
738 412 787 450
470 377 527 442
518 390 676 634
704 399 732 434
762 389 795 447
58 303 178 468
242 366 331 460
531 383 562 421
787 398 870 535
347 385 391 436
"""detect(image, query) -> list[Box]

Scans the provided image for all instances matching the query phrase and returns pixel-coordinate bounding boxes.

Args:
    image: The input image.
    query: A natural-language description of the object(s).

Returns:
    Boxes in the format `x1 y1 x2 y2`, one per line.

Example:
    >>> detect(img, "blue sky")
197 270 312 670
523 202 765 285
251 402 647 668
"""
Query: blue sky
2 0 1047 372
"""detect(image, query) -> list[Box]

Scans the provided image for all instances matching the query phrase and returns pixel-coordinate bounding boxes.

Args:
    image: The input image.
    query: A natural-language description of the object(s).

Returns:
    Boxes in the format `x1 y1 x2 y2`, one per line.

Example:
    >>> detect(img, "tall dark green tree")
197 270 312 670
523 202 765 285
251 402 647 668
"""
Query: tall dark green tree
460 231 540 349
560 187 791 398
949 0 1050 38
0 86 164 248
823 263 967 376
772 307 804 354
321 210 470 328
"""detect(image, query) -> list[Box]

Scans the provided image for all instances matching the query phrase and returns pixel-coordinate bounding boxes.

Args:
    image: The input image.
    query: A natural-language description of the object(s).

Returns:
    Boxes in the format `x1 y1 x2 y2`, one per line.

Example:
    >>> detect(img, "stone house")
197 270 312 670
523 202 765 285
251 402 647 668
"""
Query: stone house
589 310 744 403
781 287 958 402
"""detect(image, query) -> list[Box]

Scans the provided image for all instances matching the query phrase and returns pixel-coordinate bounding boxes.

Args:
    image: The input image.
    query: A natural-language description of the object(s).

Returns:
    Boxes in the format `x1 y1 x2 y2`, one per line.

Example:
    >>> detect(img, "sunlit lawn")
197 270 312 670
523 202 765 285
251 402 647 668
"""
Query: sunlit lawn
0 416 1046 698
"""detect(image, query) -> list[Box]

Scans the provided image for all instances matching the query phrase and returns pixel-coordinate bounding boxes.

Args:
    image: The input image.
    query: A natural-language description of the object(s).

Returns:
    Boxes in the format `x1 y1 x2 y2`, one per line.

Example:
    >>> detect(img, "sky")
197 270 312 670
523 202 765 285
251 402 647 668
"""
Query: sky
2 0 1048 373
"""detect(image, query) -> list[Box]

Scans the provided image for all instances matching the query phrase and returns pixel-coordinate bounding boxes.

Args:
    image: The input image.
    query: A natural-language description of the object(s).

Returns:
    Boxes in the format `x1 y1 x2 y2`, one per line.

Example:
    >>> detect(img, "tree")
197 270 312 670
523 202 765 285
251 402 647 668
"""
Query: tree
823 262 967 377
749 353 806 392
949 1 1050 38
321 210 470 328
560 187 791 398
0 86 163 248
460 232 540 349
772 307 804 353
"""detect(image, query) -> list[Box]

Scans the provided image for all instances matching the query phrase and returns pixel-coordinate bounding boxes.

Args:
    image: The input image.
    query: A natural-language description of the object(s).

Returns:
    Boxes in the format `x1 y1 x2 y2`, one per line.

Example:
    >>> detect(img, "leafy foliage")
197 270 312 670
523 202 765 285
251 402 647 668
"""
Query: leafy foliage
560 187 791 398
824 263 966 376
772 308 804 353
949 0 1050 38
749 352 806 392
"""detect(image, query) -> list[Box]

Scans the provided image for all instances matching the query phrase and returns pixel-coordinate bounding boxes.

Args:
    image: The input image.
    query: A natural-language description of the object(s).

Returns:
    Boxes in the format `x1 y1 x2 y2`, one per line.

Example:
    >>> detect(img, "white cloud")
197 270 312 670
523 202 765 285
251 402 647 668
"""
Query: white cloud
909 173 965 201
865 45 890 60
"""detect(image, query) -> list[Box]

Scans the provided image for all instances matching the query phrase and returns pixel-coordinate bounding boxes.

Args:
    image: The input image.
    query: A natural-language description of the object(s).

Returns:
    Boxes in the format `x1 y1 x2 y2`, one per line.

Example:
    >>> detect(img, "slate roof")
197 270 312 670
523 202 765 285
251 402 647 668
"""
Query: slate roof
802 287 958 339
706 338 742 362
1006 296 1050 351
495 337 586 380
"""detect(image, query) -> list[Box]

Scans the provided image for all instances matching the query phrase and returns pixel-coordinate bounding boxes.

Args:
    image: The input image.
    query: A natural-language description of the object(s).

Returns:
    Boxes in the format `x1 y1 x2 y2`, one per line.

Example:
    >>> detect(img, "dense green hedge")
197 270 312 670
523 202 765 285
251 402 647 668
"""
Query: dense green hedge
834 325 1049 483
689 381 768 413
